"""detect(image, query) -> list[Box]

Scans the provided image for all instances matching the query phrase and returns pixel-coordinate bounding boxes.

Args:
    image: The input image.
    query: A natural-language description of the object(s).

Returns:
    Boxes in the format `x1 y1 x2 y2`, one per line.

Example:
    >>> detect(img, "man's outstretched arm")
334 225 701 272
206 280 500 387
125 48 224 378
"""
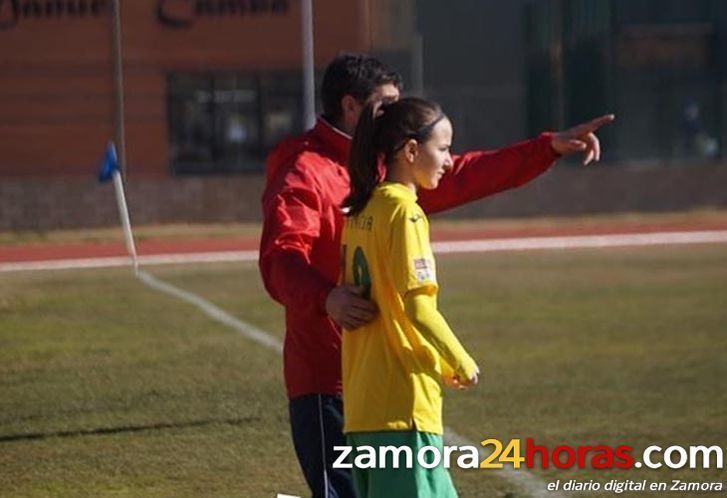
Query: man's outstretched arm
419 114 615 214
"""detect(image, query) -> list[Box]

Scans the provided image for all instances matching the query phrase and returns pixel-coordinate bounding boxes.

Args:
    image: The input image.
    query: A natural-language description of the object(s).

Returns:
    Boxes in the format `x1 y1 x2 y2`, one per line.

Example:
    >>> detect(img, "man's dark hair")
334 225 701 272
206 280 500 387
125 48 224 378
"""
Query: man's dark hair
320 53 403 123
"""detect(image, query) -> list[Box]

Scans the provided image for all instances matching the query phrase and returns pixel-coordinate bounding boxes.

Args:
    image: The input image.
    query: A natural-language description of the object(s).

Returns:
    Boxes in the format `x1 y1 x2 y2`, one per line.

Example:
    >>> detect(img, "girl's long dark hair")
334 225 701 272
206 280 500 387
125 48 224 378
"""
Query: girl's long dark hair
343 97 444 216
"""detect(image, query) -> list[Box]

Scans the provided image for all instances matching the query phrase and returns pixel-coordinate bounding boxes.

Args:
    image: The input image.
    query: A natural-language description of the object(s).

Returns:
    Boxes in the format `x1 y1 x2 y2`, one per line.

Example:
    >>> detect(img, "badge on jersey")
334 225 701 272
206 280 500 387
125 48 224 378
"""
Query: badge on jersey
413 257 436 283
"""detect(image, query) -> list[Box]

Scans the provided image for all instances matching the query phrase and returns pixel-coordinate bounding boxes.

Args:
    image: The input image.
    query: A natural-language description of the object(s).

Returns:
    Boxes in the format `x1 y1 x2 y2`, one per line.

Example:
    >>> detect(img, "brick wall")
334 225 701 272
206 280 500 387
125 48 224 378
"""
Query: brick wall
0 174 265 231
0 0 369 178
1 165 726 231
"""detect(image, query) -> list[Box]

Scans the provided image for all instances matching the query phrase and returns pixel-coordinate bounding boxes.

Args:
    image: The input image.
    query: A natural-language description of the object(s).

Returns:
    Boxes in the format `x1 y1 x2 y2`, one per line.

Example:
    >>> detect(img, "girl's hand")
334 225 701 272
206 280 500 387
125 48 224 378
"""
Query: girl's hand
462 365 480 387
443 374 466 390
445 365 480 389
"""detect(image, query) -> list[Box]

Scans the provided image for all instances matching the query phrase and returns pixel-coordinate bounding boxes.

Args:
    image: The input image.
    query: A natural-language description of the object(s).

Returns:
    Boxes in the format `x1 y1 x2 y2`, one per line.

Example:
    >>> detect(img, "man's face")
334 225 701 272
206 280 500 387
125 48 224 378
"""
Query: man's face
366 83 400 109
342 83 400 135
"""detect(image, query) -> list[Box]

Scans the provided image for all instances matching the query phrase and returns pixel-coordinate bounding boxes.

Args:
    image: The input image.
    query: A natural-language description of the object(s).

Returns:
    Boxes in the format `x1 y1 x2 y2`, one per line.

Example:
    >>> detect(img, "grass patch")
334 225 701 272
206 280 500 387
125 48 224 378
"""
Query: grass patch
0 268 303 498
1 244 726 496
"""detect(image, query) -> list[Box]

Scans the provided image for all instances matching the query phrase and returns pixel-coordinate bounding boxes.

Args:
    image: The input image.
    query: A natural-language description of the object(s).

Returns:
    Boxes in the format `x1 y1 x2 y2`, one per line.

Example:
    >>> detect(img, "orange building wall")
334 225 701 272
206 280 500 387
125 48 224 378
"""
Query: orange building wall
0 0 371 178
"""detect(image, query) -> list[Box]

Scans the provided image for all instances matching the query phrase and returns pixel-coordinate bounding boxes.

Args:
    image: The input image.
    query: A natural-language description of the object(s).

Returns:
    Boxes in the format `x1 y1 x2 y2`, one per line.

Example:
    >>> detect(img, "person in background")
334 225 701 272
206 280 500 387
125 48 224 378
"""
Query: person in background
259 53 614 498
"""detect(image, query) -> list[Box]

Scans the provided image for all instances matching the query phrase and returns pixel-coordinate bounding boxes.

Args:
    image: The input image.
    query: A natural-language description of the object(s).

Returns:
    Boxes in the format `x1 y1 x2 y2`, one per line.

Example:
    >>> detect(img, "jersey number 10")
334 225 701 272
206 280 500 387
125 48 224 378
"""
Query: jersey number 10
341 244 371 299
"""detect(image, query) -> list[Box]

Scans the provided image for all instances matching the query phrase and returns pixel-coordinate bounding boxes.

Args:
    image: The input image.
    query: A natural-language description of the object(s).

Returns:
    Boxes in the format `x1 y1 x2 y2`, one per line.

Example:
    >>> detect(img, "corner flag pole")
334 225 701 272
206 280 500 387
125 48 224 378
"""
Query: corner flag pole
111 0 127 181
109 0 138 274
112 168 139 274
98 142 138 273
301 0 315 129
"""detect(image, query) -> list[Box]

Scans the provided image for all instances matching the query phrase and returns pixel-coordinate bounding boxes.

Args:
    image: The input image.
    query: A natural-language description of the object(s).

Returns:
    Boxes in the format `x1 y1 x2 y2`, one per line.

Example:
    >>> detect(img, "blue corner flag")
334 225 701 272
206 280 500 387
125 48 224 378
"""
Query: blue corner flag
98 142 120 183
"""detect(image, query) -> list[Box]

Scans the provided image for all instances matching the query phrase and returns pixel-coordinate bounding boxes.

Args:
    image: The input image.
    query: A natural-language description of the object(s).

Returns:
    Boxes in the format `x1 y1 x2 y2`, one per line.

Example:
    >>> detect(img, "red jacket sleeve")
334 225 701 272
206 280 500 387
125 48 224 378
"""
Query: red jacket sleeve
418 132 559 214
259 165 335 315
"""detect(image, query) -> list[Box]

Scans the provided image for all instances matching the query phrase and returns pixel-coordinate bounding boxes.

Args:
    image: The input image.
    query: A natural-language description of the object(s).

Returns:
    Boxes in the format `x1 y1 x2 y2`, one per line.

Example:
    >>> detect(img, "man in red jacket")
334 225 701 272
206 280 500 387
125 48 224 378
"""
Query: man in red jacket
259 54 613 498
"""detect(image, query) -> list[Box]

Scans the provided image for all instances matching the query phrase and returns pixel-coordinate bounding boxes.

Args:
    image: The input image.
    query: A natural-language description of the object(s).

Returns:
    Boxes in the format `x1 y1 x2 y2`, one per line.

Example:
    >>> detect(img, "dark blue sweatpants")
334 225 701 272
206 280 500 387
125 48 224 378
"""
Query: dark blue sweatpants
289 394 355 498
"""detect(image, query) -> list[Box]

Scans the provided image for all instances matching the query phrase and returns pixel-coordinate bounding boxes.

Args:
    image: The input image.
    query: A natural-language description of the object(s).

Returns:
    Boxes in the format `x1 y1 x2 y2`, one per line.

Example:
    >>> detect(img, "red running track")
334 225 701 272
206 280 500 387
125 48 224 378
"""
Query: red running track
3 221 727 263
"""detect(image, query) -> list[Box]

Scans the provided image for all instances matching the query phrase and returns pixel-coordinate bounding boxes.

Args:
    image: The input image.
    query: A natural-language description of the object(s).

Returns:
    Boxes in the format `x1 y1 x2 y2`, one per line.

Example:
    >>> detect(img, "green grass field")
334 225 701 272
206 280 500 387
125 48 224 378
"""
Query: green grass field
1 244 726 497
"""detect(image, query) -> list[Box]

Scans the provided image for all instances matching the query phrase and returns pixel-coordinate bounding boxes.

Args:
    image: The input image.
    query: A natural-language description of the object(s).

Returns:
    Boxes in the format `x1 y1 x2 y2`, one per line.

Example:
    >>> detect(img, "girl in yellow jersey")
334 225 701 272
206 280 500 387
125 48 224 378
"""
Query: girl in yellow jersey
340 97 480 498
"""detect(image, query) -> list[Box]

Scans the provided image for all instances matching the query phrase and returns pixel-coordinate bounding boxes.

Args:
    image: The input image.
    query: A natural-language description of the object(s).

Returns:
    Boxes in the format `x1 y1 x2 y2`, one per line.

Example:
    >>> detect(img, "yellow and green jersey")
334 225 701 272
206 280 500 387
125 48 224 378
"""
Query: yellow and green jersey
341 182 450 435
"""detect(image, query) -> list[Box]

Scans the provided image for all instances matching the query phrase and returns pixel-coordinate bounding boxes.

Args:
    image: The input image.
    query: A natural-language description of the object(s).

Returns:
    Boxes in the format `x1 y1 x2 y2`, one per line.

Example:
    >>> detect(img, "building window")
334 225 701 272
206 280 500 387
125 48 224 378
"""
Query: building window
167 71 303 174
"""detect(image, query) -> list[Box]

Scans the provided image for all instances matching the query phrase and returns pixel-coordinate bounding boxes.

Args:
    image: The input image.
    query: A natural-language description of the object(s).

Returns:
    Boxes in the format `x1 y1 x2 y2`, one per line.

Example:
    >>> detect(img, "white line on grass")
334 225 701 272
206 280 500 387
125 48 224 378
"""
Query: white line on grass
0 251 258 273
444 429 555 498
3 230 727 273
135 269 559 498
432 229 727 253
137 270 282 354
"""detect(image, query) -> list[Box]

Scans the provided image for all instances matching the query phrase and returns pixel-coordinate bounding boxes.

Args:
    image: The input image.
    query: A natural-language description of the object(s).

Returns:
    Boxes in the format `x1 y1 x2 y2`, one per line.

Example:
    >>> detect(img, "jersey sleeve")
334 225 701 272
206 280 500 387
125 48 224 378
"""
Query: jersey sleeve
389 202 438 296
404 290 479 380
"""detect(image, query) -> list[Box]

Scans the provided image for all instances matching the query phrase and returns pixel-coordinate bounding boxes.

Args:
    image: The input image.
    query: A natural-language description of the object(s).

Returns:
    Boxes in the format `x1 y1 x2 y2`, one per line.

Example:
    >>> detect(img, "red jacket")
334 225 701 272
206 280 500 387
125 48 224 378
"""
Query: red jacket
259 118 558 399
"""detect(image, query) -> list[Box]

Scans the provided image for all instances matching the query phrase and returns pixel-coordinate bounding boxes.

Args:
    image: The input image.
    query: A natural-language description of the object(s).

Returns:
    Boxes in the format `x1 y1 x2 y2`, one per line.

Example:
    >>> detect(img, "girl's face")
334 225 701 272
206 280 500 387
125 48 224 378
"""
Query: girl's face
411 118 454 190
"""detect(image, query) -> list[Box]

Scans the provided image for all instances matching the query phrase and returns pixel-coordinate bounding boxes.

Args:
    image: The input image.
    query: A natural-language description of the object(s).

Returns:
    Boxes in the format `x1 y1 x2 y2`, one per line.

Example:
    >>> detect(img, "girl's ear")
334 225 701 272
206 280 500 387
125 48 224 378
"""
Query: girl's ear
404 139 418 163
